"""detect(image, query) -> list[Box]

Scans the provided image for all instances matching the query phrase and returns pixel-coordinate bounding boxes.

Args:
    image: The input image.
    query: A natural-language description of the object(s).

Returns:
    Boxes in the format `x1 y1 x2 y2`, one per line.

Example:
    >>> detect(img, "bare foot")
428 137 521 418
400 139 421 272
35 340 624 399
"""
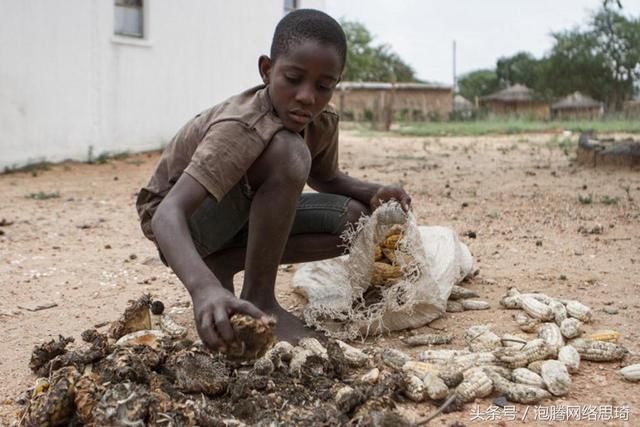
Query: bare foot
261 304 320 344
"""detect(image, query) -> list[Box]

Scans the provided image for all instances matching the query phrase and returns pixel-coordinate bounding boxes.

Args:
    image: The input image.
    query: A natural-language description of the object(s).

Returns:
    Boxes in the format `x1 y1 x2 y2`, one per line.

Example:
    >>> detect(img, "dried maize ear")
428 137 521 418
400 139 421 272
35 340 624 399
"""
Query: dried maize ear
520 296 554 321
501 333 528 349
568 338 628 362
403 374 427 402
528 360 544 375
402 333 453 347
619 364 640 382
360 368 380 384
402 361 440 379
464 325 501 352
494 339 553 368
381 248 397 264
500 295 522 309
565 300 592 322
482 365 514 381
385 224 404 237
336 340 369 367
374 245 383 261
299 337 328 360
461 299 490 311
512 368 545 388
383 233 402 249
520 293 555 305
418 349 469 364
537 323 564 356
560 318 582 339
423 372 449 400
449 285 479 300
513 311 539 333
382 348 411 370
371 262 403 286
484 369 550 404
505 287 521 297
549 301 568 325
557 345 580 373
587 330 621 343
159 314 188 338
541 360 571 397
454 369 493 402
446 300 464 313
437 364 465 388
453 351 497 367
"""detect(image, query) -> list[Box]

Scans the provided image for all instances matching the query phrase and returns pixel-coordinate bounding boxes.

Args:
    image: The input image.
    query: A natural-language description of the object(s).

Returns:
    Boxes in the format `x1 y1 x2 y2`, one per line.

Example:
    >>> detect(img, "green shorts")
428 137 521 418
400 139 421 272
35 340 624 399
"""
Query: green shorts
186 178 351 258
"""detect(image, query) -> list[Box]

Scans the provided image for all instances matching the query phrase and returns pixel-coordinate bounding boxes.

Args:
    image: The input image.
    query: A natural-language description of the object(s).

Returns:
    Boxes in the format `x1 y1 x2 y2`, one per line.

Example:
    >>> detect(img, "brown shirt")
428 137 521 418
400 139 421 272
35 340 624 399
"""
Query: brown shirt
136 85 340 242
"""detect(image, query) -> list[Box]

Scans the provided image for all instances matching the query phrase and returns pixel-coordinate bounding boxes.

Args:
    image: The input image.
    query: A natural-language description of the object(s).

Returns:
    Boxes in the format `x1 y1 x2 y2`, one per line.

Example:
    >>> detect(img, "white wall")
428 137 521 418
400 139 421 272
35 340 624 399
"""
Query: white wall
0 0 325 170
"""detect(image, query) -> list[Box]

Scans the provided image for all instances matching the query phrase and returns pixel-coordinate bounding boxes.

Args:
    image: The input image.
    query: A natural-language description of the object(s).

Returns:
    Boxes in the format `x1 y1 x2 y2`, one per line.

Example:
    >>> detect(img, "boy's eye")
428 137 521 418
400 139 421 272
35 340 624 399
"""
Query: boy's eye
317 84 333 92
285 75 301 84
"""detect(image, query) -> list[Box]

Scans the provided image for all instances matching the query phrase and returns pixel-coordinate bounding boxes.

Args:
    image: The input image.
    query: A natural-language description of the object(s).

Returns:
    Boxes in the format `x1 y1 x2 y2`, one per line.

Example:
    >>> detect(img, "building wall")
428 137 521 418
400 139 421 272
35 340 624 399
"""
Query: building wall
0 0 323 170
335 88 453 122
552 106 603 120
481 100 550 120
624 100 640 119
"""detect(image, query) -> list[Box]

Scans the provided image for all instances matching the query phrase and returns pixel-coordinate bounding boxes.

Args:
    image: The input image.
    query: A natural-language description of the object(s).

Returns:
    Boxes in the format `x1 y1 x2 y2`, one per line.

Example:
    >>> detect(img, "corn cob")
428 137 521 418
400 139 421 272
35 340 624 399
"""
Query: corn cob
289 347 320 376
403 373 427 402
461 299 491 311
506 287 521 297
359 367 380 384
449 285 479 300
520 296 554 321
521 293 555 305
115 329 165 349
382 348 411 370
494 339 553 368
464 325 501 352
537 323 564 356
549 301 568 325
513 311 540 332
501 333 528 349
402 361 440 378
418 349 469 364
383 233 402 249
484 369 550 404
374 245 383 261
557 345 580 373
371 262 403 286
453 352 497 367
402 333 453 347
541 360 571 397
335 386 361 413
453 369 493 402
437 364 465 388
299 337 328 360
565 300 592 322
560 318 583 339
619 364 640 382
528 360 544 375
263 341 294 369
159 314 188 338
423 372 449 400
381 248 397 264
500 295 522 309
483 365 514 381
385 224 404 237
586 330 621 343
512 367 545 388
568 338 628 362
446 300 464 313
336 340 370 367
253 356 275 375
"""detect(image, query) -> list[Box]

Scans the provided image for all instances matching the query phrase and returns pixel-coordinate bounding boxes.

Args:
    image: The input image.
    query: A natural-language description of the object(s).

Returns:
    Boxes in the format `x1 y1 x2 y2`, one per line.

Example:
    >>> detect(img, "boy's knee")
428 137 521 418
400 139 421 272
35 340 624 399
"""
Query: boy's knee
250 131 311 189
345 199 369 225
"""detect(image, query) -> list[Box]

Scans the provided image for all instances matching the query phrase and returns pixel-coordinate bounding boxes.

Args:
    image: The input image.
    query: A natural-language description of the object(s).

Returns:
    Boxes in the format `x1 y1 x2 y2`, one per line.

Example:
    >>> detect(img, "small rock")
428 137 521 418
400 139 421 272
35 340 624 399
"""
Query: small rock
493 396 508 408
603 307 619 315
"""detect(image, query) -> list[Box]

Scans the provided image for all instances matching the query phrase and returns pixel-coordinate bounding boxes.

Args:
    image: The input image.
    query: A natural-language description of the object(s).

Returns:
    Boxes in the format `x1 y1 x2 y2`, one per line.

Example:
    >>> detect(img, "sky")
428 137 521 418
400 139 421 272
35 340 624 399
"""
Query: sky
324 0 640 86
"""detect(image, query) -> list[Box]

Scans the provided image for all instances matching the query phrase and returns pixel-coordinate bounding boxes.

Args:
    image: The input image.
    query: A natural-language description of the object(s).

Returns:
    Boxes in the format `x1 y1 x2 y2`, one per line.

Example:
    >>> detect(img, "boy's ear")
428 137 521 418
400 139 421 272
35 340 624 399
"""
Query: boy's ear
258 55 272 85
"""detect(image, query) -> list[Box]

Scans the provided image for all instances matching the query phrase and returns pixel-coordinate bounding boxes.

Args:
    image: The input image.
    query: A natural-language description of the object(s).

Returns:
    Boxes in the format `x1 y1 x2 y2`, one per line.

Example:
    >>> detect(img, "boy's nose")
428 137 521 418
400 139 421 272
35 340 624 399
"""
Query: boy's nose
295 84 315 105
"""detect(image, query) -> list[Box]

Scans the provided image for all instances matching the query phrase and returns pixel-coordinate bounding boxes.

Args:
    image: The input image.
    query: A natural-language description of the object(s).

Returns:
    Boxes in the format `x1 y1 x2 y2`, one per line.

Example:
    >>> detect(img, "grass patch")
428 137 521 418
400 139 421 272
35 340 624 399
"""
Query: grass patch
600 195 619 205
390 119 640 137
3 161 52 176
578 194 593 204
27 191 60 200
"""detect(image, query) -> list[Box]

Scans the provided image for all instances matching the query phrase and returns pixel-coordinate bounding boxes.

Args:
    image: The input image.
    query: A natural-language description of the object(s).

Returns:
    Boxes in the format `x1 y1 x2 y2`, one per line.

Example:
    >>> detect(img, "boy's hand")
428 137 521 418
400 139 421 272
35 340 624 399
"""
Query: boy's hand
369 185 412 212
191 286 269 352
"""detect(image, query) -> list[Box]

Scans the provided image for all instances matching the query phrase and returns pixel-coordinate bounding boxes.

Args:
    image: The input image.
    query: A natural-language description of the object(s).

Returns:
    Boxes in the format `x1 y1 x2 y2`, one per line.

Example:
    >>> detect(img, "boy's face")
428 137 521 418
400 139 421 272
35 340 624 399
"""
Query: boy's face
260 41 342 132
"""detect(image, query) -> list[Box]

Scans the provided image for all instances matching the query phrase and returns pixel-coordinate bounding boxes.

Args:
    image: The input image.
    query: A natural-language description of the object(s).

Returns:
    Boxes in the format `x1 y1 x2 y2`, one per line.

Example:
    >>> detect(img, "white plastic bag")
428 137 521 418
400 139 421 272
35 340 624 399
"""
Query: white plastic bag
292 202 474 339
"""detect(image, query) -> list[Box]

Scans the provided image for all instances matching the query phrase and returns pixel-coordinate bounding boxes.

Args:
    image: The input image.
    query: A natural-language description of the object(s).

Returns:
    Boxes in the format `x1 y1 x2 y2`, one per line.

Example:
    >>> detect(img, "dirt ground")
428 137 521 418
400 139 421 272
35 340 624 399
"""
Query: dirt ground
1 129 639 426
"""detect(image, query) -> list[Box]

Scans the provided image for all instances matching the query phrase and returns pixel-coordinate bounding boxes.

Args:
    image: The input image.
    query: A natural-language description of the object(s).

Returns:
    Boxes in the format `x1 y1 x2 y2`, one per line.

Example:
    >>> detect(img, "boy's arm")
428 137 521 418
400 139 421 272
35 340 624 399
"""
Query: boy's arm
151 173 268 351
307 170 411 211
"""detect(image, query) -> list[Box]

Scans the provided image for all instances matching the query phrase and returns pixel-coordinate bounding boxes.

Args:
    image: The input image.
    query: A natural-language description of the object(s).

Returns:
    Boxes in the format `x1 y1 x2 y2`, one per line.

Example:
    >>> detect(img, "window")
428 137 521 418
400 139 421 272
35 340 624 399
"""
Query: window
284 0 297 14
114 0 144 38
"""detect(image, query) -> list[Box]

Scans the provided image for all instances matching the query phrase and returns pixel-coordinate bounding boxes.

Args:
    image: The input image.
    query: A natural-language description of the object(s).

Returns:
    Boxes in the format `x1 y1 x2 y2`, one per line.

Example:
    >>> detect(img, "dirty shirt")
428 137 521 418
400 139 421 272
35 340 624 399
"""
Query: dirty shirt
136 85 340 242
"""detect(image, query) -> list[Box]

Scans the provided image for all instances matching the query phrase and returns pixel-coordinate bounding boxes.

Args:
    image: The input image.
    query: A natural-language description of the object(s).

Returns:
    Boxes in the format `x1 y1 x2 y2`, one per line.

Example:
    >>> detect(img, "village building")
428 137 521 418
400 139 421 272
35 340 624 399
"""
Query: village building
551 92 603 120
0 0 324 170
480 84 549 120
333 82 453 122
453 94 475 119
624 98 640 119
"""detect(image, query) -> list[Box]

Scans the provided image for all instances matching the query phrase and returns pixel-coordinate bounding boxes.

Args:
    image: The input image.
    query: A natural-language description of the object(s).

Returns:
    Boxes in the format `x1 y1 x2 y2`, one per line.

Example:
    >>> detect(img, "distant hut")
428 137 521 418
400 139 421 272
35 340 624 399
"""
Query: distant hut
334 82 453 123
453 94 474 119
551 92 603 120
480 84 549 120
624 97 640 119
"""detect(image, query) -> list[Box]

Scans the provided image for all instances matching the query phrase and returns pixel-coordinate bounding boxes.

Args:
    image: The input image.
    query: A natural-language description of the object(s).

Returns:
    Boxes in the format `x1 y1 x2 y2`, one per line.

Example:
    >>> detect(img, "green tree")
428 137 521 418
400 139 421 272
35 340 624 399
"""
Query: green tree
457 69 501 101
496 52 546 94
341 21 418 82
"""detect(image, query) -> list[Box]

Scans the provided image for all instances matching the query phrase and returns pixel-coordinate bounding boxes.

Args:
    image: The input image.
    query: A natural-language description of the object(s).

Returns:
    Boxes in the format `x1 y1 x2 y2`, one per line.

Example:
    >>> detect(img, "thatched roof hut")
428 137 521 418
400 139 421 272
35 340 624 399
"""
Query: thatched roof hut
551 92 603 119
479 84 549 119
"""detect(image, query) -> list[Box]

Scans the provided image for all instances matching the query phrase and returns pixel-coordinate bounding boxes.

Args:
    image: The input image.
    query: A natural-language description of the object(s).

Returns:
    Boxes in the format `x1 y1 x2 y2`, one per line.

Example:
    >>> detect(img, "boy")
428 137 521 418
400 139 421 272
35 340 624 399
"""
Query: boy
136 9 411 351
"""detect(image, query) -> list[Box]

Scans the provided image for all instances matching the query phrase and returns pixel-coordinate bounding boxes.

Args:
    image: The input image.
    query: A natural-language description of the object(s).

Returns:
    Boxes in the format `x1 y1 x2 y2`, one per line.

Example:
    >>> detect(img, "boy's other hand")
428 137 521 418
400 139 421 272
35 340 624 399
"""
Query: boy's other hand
191 286 269 352
369 185 412 212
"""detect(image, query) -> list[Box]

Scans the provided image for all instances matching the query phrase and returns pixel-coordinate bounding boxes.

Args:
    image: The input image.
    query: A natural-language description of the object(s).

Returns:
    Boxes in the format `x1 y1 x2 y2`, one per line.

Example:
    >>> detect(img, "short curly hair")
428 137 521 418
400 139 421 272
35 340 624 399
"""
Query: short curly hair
270 9 347 70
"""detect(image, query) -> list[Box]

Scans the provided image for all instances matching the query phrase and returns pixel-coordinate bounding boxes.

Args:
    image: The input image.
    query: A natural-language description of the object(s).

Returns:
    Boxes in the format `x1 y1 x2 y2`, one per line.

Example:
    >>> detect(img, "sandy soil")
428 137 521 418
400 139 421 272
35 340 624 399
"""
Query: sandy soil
1 129 639 426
